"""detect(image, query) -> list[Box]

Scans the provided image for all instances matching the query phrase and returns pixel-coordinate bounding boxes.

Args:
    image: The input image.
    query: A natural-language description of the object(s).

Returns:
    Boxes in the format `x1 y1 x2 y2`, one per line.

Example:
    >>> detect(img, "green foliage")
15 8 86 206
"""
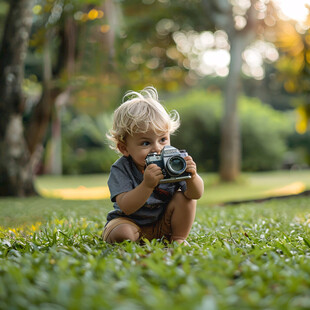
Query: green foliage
0 197 310 309
167 89 291 172
286 114 310 166
62 110 118 174
274 20 310 132
63 146 117 174
116 0 216 92
0 1 9 39
168 90 222 172
240 96 291 171
60 89 306 174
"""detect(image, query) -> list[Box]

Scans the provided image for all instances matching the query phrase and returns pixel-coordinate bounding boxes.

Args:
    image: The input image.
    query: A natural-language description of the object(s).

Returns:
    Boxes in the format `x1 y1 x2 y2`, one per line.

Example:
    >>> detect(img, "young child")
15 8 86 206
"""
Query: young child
102 86 204 244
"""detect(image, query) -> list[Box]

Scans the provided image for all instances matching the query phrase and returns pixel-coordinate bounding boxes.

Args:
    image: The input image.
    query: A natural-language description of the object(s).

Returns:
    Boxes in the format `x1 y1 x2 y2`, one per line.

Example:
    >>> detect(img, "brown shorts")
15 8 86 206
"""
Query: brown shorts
102 211 172 242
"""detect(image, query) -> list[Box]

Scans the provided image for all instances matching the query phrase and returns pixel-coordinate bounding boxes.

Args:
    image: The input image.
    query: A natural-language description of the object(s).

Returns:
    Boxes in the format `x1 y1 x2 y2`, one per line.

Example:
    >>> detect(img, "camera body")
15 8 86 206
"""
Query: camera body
145 145 191 184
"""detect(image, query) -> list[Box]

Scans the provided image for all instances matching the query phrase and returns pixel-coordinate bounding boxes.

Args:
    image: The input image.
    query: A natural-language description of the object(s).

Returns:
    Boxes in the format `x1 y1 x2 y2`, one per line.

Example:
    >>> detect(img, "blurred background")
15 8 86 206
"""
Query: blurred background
0 0 310 196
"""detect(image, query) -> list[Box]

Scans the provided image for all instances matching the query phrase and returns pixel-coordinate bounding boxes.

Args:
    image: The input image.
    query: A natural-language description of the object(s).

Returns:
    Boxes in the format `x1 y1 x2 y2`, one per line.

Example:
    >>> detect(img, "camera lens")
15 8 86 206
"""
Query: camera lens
166 156 186 176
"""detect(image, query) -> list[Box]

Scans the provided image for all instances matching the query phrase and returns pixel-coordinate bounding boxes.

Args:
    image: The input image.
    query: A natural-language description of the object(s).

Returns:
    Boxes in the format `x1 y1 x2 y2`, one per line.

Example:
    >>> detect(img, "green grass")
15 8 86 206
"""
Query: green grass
0 197 310 309
0 198 111 229
200 170 310 205
35 174 110 190
34 170 310 205
1 171 310 309
0 170 307 229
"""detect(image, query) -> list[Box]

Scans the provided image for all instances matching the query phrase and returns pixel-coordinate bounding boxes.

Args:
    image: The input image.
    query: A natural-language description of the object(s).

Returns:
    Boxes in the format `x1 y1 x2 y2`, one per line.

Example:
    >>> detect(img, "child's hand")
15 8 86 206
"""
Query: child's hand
183 155 204 199
143 164 163 188
185 156 197 177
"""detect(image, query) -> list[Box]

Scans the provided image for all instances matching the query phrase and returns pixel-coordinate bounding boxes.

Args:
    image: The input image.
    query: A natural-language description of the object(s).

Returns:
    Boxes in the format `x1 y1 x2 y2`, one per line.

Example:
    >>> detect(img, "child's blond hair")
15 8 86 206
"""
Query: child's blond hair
107 86 180 151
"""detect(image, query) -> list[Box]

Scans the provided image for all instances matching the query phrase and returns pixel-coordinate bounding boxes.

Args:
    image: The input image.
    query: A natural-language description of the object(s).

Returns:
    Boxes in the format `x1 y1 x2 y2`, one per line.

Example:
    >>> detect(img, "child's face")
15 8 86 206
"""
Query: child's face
118 129 170 172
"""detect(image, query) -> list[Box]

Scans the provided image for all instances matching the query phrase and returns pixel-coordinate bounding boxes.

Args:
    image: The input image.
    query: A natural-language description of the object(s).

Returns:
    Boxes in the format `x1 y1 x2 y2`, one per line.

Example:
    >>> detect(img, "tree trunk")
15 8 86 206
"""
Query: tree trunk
0 0 35 196
43 16 76 175
219 35 244 181
26 30 57 155
45 90 71 175
218 1 257 182
103 0 119 71
27 15 77 176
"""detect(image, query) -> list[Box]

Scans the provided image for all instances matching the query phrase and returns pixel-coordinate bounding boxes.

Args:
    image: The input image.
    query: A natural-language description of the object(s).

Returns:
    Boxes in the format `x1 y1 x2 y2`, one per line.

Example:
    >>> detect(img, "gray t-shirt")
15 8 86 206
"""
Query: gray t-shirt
106 156 187 226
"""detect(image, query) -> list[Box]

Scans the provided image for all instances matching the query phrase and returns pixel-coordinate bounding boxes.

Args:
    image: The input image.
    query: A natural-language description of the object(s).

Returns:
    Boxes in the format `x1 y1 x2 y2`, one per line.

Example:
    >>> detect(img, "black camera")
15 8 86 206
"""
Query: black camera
145 145 191 184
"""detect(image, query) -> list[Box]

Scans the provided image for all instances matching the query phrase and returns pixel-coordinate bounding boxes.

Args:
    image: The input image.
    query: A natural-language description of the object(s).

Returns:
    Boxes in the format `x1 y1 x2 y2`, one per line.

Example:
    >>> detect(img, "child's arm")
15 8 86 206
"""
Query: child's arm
115 164 163 215
183 156 204 200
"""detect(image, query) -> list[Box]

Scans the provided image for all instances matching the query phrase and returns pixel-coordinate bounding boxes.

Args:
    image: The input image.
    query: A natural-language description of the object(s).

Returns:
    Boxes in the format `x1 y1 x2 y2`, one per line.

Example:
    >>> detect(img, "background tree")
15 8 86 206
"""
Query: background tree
118 0 212 90
119 0 282 181
25 0 122 175
201 0 280 181
0 0 35 196
0 0 117 195
1 0 307 196
201 0 255 181
274 17 310 134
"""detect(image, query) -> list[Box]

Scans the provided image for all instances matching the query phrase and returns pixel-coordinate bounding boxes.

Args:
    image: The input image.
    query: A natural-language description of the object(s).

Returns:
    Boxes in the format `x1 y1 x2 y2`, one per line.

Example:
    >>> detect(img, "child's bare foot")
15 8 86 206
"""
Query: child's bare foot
173 239 191 246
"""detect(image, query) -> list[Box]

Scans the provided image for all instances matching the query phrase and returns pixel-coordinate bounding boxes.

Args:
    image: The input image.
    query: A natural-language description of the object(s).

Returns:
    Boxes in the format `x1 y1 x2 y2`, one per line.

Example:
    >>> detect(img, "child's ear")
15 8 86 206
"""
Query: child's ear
117 141 129 156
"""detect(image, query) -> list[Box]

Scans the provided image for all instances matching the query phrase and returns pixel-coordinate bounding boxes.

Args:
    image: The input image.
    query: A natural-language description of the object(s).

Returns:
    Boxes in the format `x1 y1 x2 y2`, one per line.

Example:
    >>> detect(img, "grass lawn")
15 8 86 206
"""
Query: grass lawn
34 170 310 204
0 171 310 309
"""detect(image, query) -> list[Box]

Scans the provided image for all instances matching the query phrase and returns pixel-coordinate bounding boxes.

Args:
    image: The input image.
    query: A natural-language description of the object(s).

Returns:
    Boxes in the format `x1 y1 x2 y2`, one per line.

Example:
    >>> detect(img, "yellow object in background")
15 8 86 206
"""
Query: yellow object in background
296 106 309 134
265 182 306 196
39 186 110 200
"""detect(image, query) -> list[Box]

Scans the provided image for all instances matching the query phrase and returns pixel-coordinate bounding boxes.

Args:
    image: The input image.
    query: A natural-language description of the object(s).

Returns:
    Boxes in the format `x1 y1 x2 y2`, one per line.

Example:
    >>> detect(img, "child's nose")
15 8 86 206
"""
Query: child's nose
152 143 162 154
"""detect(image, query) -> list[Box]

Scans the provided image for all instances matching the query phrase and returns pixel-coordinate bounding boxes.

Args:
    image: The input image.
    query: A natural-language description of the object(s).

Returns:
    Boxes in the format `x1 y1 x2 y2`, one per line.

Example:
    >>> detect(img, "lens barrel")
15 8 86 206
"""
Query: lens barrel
166 156 186 176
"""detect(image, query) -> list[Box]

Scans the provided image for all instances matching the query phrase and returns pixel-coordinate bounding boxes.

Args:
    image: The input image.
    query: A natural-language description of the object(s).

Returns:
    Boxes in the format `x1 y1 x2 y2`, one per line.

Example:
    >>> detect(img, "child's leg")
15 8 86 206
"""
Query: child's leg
166 191 196 243
102 218 140 243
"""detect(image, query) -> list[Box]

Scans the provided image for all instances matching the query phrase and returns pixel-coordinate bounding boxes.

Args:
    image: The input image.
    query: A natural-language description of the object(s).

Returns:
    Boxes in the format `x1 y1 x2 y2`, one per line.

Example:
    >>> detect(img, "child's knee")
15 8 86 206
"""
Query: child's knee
166 192 196 223
107 223 140 243
172 191 196 209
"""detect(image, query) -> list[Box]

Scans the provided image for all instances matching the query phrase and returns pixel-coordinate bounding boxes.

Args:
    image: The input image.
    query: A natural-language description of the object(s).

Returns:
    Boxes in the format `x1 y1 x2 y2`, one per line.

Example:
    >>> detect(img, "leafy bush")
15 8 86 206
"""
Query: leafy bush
63 146 117 174
285 112 310 167
167 89 291 172
60 89 305 174
62 111 118 174
240 97 291 171
168 90 222 172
